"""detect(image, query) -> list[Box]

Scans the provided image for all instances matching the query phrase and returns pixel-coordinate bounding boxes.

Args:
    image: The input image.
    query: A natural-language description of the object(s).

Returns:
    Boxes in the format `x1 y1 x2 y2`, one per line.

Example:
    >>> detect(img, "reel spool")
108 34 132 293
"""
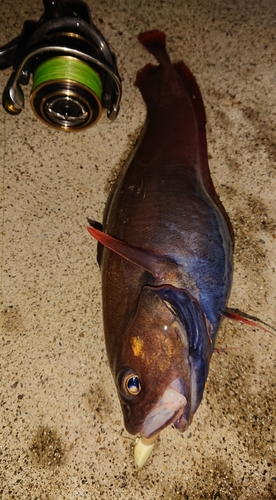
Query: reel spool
30 56 103 129
0 0 122 131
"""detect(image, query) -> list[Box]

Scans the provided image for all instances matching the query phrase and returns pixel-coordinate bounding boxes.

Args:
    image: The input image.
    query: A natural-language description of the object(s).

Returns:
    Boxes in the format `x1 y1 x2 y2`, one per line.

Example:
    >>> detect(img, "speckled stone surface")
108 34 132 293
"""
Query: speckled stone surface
0 0 275 498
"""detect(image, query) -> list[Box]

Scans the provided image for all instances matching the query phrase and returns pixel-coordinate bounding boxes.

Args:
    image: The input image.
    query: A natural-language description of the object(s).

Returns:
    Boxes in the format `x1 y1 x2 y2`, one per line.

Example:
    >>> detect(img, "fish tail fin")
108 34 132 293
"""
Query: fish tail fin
138 30 170 64
135 31 170 113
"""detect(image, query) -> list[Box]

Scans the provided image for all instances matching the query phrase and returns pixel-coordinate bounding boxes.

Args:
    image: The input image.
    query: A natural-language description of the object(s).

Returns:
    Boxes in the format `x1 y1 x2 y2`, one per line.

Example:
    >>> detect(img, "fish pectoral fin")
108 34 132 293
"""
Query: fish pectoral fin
222 308 276 337
87 226 166 278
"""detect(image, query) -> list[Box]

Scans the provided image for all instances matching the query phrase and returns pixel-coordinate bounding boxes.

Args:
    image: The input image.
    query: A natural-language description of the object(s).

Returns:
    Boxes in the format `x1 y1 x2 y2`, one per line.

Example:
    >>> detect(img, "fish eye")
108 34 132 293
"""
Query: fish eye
119 369 142 398
125 374 141 395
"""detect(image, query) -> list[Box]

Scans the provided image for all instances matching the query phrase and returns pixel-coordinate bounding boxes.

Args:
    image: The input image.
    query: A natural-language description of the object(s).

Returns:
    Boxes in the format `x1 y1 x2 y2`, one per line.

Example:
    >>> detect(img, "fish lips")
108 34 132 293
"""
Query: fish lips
140 378 190 438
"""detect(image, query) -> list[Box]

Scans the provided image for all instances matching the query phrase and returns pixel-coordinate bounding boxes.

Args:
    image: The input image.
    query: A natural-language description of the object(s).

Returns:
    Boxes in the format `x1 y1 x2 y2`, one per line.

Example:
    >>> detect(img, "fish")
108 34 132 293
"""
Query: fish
87 30 234 439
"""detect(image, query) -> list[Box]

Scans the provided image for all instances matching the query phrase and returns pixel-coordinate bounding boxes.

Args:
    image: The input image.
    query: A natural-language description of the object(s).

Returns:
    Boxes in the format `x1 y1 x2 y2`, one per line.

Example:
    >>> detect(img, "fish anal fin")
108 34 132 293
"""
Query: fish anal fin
87 226 163 278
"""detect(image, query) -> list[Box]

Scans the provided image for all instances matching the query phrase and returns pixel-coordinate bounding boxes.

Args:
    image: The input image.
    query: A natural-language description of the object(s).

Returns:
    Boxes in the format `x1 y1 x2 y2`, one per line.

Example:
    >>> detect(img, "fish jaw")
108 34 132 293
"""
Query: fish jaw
141 379 188 438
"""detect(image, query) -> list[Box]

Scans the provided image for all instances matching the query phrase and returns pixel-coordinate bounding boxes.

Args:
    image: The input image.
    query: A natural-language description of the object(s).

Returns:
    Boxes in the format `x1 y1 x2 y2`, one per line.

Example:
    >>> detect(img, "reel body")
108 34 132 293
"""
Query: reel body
0 0 122 131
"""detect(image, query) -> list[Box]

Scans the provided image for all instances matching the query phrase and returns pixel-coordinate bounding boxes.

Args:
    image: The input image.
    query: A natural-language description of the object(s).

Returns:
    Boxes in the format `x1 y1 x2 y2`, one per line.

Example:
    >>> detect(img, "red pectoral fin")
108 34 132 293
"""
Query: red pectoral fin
222 308 276 337
87 226 164 278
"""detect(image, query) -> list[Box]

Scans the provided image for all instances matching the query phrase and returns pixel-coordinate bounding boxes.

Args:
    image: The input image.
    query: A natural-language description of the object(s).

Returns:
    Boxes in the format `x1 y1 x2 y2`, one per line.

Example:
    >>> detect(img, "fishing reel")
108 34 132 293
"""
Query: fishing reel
0 0 121 131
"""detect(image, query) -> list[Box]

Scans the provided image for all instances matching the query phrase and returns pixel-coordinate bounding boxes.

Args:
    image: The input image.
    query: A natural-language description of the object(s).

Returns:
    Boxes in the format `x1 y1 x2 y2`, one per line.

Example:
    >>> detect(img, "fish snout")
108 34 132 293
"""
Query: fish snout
141 378 189 438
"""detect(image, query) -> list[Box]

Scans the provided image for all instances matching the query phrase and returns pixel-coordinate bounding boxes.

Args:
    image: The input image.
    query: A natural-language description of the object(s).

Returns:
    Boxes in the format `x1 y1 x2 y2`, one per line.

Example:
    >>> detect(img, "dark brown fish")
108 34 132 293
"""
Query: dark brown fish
88 30 234 438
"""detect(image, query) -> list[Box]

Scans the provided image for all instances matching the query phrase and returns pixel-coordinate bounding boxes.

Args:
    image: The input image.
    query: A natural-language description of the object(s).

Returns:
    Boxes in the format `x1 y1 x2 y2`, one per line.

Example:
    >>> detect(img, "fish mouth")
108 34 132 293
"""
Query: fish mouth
141 379 188 438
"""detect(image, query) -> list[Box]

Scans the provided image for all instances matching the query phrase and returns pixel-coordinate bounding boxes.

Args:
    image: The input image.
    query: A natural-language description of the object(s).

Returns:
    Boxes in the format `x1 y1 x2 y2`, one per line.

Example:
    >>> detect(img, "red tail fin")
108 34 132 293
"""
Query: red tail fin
138 30 170 64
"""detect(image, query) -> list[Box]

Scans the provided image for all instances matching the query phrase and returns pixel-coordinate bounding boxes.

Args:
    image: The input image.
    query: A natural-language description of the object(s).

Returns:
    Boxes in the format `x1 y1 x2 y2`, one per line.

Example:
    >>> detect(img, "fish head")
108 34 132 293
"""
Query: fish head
114 285 212 438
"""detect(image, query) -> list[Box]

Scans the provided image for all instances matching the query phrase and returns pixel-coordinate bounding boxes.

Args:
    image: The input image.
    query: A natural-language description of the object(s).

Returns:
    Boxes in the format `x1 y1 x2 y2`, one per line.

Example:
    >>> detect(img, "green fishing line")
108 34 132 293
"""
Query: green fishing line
32 57 102 99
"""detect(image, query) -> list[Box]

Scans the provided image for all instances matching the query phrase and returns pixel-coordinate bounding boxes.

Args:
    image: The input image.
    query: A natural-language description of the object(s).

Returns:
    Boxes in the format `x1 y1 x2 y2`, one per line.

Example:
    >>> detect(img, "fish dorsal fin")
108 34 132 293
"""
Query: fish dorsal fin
87 225 166 279
174 61 234 240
